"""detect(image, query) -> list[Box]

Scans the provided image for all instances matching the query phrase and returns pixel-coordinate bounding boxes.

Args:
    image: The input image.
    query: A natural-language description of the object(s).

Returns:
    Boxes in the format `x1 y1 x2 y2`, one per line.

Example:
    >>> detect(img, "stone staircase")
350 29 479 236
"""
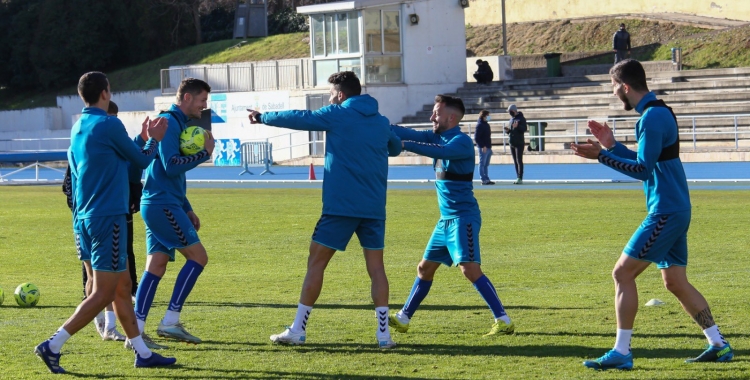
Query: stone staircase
399 67 750 160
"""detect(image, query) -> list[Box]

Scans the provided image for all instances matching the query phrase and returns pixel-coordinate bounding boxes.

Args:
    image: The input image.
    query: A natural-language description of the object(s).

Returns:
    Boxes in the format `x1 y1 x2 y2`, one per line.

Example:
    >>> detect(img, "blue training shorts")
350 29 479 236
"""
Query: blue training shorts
142 204 200 261
423 214 482 267
311 214 385 252
624 210 690 269
75 215 128 273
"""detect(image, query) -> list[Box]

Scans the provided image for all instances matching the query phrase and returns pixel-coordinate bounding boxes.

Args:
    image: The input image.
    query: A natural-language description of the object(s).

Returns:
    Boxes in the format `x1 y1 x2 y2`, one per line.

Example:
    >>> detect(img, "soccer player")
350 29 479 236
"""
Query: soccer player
62 101 144 343
133 78 214 346
35 72 176 373
247 71 402 348
388 95 515 337
571 59 733 370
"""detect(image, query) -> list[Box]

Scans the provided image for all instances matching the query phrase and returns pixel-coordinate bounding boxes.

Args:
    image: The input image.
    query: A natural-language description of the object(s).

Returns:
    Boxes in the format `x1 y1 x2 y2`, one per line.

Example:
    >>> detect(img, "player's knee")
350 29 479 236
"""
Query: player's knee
416 264 430 279
611 266 632 284
88 291 116 308
192 254 208 267
662 277 687 294
460 265 482 283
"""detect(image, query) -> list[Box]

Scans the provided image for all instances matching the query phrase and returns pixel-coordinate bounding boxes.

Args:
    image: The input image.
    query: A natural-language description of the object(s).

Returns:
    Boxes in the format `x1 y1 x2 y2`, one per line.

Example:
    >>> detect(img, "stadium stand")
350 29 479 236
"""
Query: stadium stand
401 67 750 152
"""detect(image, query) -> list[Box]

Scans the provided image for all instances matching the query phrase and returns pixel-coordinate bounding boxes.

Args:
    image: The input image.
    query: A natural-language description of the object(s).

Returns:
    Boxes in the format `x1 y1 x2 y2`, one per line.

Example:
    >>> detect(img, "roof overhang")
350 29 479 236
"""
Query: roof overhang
297 0 407 14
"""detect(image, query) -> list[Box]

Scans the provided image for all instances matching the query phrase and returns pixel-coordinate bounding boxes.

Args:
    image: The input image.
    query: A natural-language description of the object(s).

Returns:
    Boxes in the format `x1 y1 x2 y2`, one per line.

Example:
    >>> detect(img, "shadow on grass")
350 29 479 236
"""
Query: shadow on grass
524 331 750 339
146 367 425 380
262 342 748 361
184 301 586 311
66 364 188 378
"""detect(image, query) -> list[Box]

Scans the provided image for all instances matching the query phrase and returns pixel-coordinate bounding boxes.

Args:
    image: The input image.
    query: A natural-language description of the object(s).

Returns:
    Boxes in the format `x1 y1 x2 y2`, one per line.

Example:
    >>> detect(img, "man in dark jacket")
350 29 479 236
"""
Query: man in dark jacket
473 59 494 85
504 104 527 184
613 23 631 64
474 110 494 184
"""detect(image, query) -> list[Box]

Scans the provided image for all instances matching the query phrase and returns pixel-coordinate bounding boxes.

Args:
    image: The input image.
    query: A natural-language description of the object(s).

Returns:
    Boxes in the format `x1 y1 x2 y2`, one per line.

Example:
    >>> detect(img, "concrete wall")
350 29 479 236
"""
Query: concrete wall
0 108 67 151
364 83 464 124
465 0 750 25
402 0 466 87
57 89 161 131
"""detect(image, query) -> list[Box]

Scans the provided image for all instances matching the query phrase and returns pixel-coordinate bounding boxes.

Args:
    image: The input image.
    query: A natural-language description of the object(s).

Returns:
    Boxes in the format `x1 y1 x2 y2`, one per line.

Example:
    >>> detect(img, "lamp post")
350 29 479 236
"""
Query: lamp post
502 0 507 55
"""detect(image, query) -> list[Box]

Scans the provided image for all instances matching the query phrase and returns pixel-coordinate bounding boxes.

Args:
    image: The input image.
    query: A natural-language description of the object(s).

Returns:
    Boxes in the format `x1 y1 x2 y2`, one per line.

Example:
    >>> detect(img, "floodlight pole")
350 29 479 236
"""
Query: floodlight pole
501 0 508 55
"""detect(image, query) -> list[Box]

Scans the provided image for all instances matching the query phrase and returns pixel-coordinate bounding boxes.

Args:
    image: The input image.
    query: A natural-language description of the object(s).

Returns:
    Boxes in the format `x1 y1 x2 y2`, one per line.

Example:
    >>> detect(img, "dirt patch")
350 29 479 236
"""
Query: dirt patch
466 18 710 56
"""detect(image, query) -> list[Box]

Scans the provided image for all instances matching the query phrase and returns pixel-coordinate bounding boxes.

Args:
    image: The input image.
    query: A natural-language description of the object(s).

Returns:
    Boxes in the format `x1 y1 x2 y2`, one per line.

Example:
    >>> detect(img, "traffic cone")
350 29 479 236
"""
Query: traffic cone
308 163 316 180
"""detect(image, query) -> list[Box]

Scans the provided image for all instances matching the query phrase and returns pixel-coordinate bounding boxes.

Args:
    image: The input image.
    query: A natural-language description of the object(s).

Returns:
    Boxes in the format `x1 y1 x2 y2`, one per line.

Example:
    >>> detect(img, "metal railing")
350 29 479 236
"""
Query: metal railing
160 59 314 95
239 141 274 175
402 113 750 153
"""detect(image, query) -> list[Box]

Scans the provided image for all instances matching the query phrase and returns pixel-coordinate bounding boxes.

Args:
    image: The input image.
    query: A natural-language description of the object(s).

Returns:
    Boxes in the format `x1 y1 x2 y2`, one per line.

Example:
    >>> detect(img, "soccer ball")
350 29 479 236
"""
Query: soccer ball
14 283 40 307
179 126 207 155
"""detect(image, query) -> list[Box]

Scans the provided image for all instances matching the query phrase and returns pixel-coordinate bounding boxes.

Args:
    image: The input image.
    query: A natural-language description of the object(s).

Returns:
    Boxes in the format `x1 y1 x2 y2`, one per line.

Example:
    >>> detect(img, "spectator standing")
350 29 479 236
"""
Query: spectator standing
613 23 631 64
504 104 527 184
474 110 494 185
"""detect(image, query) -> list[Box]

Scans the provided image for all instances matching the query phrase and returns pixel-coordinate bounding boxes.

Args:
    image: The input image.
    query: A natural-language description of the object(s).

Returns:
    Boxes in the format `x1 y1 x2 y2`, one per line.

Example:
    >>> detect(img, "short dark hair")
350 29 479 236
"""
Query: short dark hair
620 23 625 27
476 59 483 65
480 109 490 118
327 71 361 97
177 78 211 102
78 71 109 106
435 94 465 119
107 101 118 115
610 59 649 92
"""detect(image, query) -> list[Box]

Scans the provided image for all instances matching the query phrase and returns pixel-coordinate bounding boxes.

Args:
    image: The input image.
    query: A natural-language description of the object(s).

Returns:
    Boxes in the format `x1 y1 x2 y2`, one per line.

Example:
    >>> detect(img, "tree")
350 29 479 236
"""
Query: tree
156 0 235 45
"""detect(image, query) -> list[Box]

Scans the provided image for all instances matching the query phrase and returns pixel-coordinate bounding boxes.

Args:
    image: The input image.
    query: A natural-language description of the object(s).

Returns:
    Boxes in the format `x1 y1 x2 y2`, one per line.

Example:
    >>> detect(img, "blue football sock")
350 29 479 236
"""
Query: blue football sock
402 277 432 319
167 260 204 312
134 271 162 322
472 275 507 319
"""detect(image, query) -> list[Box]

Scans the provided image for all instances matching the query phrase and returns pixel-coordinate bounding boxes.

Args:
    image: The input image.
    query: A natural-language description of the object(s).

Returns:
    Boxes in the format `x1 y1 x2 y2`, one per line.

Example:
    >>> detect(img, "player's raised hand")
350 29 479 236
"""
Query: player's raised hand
203 130 215 156
140 116 150 141
147 117 168 142
588 120 615 149
570 138 603 160
247 109 261 124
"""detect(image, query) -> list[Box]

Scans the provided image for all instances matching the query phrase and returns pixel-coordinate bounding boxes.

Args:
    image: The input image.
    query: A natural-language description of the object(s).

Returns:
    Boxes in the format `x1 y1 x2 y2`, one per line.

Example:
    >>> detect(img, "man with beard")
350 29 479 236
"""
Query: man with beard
247 71 402 349
133 78 215 347
571 59 732 370
388 95 514 337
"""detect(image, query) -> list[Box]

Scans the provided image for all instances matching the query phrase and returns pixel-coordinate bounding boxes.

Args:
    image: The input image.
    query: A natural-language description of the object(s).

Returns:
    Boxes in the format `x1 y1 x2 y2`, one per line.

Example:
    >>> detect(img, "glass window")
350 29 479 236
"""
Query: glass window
348 12 360 54
311 15 324 57
315 60 338 87
325 14 335 57
364 10 382 53
383 11 400 53
364 56 401 84
338 58 362 79
336 13 348 54
314 59 362 86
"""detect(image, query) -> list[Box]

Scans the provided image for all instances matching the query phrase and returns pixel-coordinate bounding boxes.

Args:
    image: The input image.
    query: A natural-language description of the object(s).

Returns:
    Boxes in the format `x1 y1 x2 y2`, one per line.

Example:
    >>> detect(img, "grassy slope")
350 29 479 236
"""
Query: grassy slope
1 187 749 379
3 18 750 111
468 18 750 69
0 33 310 110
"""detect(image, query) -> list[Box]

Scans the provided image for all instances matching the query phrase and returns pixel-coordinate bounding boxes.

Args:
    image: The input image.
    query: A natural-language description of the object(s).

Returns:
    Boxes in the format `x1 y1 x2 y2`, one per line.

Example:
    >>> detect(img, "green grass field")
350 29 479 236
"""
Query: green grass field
0 187 749 379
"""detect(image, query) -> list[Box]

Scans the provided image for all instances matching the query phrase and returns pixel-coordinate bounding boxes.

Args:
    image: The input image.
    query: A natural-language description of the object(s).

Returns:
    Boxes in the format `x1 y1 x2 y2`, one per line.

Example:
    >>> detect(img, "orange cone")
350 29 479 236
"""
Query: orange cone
308 163 316 180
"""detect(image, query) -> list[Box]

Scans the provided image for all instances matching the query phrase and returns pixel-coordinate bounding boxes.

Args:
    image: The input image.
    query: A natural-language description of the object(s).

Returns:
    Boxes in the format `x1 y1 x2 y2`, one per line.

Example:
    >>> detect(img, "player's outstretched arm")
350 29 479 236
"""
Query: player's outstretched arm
390 124 433 143
248 108 332 132
403 134 474 160
159 118 211 178
387 129 402 157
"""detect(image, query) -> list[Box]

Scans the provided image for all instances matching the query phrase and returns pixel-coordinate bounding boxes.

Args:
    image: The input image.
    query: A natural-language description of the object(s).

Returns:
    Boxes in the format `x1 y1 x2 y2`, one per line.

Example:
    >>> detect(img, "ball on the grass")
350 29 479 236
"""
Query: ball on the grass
14 282 39 307
179 126 207 155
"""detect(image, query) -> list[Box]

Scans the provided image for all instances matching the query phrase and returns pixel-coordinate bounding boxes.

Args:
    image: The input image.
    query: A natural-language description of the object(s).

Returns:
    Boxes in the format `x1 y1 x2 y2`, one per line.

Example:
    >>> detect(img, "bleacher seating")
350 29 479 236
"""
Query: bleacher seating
400 67 750 153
